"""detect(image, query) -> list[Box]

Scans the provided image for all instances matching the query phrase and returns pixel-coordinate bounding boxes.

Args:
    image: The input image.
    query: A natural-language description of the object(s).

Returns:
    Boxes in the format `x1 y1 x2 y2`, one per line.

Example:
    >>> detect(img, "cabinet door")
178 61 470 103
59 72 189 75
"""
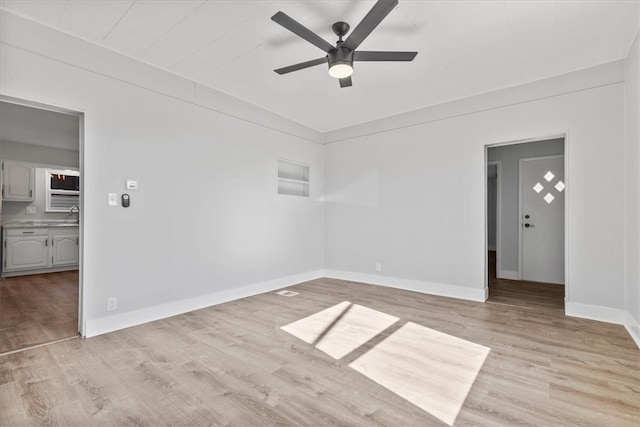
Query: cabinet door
5 236 49 271
52 234 79 267
3 161 34 201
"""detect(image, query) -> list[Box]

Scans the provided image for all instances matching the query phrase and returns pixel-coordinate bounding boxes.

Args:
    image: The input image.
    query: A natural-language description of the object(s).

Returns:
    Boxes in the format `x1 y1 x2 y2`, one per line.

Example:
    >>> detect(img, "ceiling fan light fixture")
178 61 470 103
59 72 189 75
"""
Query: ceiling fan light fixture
328 61 353 79
327 47 354 79
271 0 417 87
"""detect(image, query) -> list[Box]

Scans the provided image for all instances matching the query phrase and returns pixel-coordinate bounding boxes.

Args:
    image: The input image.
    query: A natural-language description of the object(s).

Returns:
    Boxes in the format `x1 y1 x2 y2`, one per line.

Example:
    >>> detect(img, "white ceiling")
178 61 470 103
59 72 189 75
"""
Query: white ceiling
1 1 638 132
0 101 80 150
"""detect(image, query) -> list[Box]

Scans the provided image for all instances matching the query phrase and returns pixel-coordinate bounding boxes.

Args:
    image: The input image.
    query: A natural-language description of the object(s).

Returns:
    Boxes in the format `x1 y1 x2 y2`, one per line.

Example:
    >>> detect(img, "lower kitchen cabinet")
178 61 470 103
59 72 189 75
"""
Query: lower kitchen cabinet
4 229 49 270
51 230 79 267
3 226 79 275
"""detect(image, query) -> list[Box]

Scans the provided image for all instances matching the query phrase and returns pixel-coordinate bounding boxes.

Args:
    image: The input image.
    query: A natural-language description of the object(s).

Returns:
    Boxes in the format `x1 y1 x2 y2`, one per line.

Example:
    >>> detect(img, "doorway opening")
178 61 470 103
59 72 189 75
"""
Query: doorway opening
0 96 84 354
485 136 566 311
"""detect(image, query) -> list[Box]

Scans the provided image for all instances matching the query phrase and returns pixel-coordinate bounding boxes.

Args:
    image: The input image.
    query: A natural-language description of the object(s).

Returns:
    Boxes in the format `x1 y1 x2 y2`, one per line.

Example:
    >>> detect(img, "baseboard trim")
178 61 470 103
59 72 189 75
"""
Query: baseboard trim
565 302 640 348
323 269 487 302
83 269 639 349
623 313 640 349
84 270 324 338
498 269 519 280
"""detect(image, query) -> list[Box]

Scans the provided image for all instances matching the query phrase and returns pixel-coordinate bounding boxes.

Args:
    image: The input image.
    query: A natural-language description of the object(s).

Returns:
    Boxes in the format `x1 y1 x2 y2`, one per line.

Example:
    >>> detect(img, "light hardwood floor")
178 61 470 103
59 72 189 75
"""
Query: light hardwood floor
1 278 638 426
487 251 565 310
0 271 79 354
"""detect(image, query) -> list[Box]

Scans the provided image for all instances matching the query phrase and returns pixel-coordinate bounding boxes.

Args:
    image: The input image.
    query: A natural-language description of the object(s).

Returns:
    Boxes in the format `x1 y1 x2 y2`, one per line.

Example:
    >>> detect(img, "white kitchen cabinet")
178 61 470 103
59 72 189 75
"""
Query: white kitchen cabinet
3 226 79 275
51 230 79 267
2 161 35 201
4 229 49 271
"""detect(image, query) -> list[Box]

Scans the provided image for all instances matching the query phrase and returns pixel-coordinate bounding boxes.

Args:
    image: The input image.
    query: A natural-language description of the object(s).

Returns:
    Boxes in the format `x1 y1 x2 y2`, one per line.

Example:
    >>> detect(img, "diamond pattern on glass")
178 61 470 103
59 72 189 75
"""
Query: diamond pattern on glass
554 181 565 192
543 193 555 204
544 171 555 182
533 182 544 193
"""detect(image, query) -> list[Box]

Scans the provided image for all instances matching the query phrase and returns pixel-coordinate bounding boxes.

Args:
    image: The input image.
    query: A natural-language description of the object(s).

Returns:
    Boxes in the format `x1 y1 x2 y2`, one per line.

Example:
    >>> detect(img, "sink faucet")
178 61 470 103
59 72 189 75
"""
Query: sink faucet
69 205 79 216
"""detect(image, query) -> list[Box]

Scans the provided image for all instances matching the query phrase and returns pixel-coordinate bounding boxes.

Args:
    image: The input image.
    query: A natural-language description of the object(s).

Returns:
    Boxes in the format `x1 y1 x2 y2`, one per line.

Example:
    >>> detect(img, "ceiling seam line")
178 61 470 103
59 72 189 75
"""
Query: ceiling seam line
138 0 208 57
502 0 524 81
102 0 137 42
56 0 70 26
0 41 324 146
169 0 277 69
204 43 265 77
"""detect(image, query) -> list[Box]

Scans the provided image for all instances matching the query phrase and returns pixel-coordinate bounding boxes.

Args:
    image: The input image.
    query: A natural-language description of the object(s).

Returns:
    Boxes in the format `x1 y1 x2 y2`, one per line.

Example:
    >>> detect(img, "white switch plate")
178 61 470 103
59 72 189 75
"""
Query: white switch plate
375 262 382 272
107 297 117 311
126 180 138 190
108 193 118 206
26 206 36 215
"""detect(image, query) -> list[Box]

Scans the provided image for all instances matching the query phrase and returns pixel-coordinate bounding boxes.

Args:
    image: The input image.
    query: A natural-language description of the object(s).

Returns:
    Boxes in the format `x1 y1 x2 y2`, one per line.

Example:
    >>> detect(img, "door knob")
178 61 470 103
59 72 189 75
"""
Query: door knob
524 223 535 228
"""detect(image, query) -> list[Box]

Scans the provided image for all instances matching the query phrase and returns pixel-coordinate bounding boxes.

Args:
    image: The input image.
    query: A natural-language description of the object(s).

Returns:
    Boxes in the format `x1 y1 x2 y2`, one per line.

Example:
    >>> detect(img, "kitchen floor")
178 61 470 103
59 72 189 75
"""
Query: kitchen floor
0 270 78 354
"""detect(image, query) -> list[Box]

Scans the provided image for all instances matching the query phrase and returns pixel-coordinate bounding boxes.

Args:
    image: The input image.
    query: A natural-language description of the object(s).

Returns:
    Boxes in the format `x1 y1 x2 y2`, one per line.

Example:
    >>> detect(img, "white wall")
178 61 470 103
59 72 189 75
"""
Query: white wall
487 138 564 279
325 65 626 311
624 27 640 344
0 140 79 167
0 11 325 336
0 101 80 150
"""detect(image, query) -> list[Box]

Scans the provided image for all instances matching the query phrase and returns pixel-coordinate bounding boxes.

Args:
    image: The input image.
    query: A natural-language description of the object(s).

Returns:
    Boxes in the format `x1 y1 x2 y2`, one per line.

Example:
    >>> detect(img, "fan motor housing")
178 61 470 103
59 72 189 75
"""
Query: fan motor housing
328 47 354 69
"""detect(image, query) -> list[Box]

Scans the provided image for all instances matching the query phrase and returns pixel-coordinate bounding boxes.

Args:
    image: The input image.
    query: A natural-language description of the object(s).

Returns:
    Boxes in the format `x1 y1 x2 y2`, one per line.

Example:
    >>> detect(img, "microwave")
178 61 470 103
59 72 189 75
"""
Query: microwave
48 169 80 194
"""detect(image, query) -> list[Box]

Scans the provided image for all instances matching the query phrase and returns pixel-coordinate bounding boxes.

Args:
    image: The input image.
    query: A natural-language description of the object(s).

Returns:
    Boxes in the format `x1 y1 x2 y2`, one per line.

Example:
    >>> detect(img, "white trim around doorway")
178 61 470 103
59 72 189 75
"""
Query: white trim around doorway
484 132 569 307
486 160 501 292
0 93 86 337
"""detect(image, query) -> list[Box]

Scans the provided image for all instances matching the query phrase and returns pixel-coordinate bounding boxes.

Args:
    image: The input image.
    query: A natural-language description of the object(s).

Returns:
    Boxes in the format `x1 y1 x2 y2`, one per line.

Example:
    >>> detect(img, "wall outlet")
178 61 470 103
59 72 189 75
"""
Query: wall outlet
26 206 36 215
107 297 117 311
108 193 118 207
375 262 382 272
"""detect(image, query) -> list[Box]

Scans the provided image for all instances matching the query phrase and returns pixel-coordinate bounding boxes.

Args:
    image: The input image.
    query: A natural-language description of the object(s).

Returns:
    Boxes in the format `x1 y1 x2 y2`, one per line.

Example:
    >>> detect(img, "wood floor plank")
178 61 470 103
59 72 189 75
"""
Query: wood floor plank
0 271 79 354
1 278 638 426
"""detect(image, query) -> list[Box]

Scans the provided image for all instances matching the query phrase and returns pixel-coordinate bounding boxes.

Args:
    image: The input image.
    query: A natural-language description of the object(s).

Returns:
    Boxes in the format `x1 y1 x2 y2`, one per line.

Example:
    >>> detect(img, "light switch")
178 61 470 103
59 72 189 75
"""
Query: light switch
26 206 36 215
108 193 118 206
126 180 138 191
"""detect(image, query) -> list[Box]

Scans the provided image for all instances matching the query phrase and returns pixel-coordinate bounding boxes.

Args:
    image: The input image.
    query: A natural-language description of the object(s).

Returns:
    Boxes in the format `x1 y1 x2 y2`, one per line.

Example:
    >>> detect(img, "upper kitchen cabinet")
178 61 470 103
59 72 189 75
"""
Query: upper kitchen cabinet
2 160 35 201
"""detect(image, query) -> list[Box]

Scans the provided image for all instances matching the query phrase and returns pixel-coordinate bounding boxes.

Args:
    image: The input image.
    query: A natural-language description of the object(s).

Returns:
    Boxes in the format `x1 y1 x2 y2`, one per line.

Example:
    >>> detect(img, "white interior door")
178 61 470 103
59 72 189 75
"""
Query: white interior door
520 155 565 284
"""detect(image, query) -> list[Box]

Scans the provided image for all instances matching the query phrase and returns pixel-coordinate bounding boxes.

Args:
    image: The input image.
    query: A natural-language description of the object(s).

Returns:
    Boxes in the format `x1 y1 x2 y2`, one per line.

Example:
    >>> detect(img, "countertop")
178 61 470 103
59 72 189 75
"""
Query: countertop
2 220 79 229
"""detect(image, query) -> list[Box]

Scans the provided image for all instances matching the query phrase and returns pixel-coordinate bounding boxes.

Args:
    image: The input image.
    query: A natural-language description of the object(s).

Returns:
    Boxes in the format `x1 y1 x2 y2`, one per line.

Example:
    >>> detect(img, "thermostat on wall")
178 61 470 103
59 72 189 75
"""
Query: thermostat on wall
126 180 138 190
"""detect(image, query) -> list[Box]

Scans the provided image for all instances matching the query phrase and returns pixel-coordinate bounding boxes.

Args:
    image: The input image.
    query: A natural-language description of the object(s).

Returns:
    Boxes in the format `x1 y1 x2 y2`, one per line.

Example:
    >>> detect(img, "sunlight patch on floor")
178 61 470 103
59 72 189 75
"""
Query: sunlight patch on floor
349 322 490 426
280 301 399 359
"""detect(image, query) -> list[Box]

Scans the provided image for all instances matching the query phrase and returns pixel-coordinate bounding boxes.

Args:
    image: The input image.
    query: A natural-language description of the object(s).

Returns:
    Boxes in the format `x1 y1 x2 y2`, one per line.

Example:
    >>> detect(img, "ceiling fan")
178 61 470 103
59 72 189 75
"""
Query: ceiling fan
271 0 417 88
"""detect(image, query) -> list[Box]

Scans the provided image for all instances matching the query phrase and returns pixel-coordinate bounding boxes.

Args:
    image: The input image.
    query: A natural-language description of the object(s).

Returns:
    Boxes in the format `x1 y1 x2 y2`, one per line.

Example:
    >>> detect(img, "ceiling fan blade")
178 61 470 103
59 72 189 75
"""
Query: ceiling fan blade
274 57 327 75
354 51 417 61
271 11 334 53
339 76 352 88
342 0 398 51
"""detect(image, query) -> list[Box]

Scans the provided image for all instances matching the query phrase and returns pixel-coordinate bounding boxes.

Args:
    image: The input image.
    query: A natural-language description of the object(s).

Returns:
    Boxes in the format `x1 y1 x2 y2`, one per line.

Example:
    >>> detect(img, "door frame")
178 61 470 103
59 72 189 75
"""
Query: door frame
485 133 569 305
518 154 565 283
0 94 86 336
486 161 501 286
